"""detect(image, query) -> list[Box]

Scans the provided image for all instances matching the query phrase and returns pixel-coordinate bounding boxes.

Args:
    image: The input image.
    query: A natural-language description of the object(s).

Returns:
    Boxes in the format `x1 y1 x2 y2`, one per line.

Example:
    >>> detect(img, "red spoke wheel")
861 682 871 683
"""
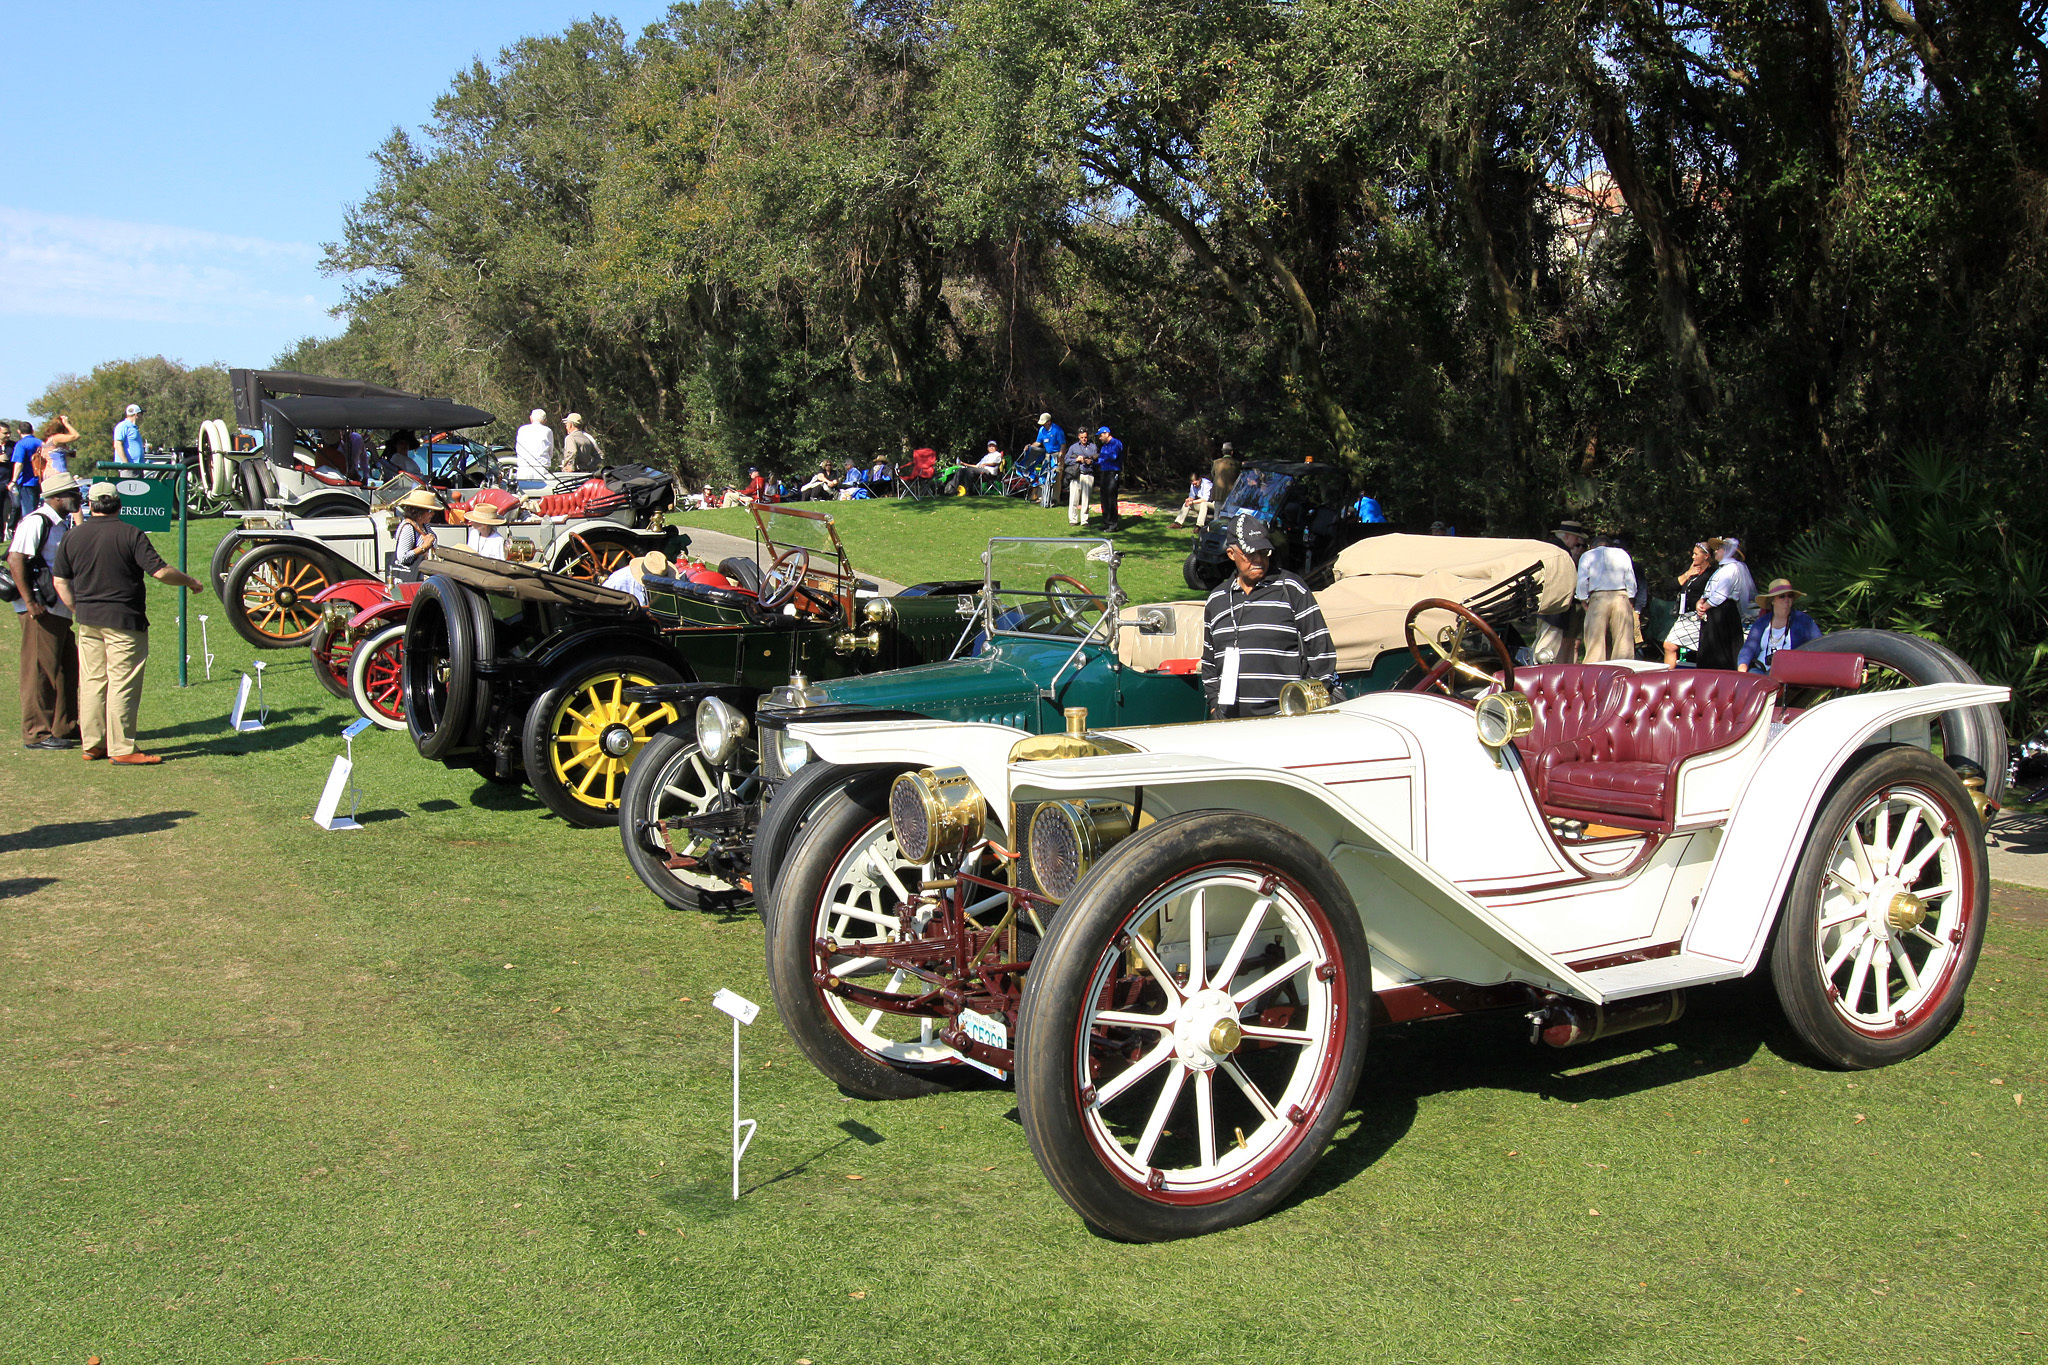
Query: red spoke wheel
307 617 356 700
224 545 340 649
1016 812 1371 1241
349 623 409 731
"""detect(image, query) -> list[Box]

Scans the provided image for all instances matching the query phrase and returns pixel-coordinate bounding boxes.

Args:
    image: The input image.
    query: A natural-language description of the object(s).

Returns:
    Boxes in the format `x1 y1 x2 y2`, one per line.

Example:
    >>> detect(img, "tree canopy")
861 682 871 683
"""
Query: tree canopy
27 356 235 476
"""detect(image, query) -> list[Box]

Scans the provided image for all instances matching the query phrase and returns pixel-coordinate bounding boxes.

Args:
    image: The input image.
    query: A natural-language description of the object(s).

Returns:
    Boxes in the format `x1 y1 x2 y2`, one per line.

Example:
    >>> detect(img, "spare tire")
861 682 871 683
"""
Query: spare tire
404 576 480 760
720 556 765 595
1796 629 2008 802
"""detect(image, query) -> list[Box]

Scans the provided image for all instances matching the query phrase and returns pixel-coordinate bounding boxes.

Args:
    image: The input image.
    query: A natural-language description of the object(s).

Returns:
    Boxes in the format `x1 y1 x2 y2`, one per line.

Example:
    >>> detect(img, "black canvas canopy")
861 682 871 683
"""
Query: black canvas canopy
229 368 493 432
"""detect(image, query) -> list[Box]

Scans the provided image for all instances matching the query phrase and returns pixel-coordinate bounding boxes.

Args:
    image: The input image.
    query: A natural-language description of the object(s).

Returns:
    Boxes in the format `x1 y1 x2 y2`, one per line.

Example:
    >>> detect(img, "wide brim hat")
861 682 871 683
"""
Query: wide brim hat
629 551 670 579
465 503 507 526
1756 577 1805 606
39 471 81 497
395 489 441 511
1553 520 1589 538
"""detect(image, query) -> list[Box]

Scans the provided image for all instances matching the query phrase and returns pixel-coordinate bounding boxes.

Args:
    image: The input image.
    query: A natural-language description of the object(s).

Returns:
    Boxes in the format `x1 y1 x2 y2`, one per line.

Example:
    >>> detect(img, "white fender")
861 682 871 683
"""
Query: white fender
1682 682 2009 969
1008 750 1606 1000
788 718 1031 830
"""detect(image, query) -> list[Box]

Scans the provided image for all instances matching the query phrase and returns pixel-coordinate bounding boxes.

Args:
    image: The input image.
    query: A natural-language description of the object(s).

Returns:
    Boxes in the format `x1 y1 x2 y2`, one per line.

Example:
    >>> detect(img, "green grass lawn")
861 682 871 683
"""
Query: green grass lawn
2 513 2044 1363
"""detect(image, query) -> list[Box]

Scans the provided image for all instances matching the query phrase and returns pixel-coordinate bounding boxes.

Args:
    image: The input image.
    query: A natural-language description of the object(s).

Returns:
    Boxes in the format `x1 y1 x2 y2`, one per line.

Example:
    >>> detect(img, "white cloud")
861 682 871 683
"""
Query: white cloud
0 206 337 328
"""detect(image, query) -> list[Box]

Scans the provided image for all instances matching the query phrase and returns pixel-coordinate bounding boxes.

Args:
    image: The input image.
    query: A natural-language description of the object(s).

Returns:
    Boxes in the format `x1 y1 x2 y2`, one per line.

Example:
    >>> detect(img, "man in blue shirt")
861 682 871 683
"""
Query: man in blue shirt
1031 412 1065 508
1093 424 1125 531
10 424 42 521
112 404 146 464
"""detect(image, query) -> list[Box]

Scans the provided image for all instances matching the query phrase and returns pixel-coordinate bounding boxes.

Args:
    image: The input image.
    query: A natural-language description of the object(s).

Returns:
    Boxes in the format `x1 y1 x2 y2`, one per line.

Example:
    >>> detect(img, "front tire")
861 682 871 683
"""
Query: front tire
308 619 354 700
1016 812 1371 1242
225 545 342 648
619 728 748 911
520 656 684 827
751 760 872 925
1182 553 1226 593
403 576 480 759
764 779 976 1099
349 623 408 731
1770 745 1987 1069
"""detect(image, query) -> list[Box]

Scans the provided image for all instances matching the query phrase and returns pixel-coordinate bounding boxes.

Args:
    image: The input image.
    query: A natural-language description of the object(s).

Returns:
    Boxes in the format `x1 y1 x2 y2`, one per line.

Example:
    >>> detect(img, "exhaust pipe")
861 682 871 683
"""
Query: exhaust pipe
1528 991 1687 1048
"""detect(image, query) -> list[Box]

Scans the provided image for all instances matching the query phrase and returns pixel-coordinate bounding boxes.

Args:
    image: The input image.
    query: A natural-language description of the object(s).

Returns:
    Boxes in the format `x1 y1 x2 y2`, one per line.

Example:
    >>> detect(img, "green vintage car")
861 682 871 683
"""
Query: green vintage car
618 536 1210 912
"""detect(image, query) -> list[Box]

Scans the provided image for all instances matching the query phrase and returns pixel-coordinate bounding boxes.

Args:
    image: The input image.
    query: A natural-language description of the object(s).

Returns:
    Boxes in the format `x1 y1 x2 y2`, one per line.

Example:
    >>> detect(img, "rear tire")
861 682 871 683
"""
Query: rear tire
1796 630 2008 801
350 623 408 731
1183 553 1226 593
308 620 354 700
224 545 343 649
403 577 479 759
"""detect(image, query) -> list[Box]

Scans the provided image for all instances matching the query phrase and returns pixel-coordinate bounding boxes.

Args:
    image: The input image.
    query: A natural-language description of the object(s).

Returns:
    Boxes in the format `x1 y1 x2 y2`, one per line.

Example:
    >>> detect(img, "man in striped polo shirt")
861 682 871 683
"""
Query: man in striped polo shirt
1200 513 1338 718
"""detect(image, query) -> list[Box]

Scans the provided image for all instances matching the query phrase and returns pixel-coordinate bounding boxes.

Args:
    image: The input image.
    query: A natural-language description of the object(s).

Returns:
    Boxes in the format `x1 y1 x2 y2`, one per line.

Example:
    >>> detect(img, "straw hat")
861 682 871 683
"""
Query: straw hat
628 550 671 580
395 488 440 511
1755 577 1805 607
466 502 507 526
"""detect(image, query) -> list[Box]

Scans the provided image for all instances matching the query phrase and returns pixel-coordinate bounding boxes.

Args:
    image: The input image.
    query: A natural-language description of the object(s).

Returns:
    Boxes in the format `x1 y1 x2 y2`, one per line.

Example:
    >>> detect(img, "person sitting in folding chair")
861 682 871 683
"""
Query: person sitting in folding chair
945 442 1005 495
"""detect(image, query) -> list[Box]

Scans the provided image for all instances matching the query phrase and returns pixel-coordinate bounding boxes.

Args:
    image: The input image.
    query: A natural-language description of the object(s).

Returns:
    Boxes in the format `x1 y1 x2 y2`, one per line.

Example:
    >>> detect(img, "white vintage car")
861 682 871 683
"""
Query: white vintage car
762 601 2007 1241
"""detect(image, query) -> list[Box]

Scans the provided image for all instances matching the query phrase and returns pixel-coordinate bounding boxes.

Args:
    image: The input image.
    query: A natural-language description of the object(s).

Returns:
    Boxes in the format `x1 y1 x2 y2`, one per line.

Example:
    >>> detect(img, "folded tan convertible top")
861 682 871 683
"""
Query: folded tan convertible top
1318 534 1576 672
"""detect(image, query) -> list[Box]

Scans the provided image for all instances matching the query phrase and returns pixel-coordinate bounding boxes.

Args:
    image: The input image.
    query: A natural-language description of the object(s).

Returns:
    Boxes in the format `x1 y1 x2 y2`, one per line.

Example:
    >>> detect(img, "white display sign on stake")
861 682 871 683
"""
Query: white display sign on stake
313 718 374 831
227 672 262 731
713 988 761 1199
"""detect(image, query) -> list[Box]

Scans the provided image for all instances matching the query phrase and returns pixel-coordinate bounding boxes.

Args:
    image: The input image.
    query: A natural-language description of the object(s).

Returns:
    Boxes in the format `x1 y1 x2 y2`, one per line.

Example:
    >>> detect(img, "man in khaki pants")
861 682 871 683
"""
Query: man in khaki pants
50 480 205 764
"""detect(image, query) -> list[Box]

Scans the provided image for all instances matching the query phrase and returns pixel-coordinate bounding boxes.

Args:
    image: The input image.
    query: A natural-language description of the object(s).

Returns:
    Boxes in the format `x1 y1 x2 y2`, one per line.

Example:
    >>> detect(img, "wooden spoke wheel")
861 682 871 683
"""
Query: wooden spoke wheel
1771 745 1987 1068
1016 812 1371 1241
349 623 409 731
557 533 635 583
224 545 339 648
307 618 356 700
520 657 685 827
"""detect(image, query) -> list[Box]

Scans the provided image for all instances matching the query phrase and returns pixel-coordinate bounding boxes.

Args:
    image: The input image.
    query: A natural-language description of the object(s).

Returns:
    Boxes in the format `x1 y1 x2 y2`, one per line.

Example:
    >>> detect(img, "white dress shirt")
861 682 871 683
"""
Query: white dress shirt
513 422 555 482
1575 544 1637 600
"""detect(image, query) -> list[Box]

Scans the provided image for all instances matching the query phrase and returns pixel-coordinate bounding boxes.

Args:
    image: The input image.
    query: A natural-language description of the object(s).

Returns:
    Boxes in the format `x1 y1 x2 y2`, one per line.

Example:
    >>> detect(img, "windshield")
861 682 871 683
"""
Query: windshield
1220 468 1296 521
984 538 1119 641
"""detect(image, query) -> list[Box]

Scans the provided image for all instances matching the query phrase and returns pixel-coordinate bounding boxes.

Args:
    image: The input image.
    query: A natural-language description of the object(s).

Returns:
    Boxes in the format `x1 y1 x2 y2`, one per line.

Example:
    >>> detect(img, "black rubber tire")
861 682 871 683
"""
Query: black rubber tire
463 586 498 750
307 619 353 700
293 494 368 520
764 779 971 1099
619 728 744 912
519 655 686 827
1015 811 1372 1242
224 544 345 649
349 623 409 731
1769 744 1987 1069
752 759 878 925
236 460 267 511
209 532 252 598
252 459 280 506
1182 552 1226 593
720 556 765 595
403 576 479 760
1797 629 2008 802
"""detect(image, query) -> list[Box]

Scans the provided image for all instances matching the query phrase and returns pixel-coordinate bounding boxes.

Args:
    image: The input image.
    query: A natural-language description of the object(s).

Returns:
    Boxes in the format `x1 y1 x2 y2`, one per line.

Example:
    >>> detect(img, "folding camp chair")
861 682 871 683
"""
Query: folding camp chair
898 447 939 499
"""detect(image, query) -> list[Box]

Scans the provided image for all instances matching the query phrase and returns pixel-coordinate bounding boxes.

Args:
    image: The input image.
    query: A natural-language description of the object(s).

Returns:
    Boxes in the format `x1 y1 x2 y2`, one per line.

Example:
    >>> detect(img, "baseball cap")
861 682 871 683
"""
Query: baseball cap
88 480 119 500
1038 412 1051 425
124 403 142 416
1097 426 1111 435
1226 512 1273 554
563 412 583 426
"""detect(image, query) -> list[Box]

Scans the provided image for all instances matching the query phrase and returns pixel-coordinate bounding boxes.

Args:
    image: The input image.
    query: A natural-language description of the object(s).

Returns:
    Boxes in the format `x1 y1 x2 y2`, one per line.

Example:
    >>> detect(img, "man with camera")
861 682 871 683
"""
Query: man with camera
8 470 83 749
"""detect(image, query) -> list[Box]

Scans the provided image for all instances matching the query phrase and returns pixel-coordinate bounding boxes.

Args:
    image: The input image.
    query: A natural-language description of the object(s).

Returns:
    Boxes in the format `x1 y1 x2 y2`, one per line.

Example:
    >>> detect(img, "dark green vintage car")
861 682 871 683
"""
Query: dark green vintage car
618 535 1210 911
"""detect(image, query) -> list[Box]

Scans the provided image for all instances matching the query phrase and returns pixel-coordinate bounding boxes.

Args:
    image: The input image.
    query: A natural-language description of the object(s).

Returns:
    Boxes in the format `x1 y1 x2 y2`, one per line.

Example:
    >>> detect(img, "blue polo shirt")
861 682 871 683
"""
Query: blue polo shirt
113 418 145 463
10 435 41 486
1095 436 1124 472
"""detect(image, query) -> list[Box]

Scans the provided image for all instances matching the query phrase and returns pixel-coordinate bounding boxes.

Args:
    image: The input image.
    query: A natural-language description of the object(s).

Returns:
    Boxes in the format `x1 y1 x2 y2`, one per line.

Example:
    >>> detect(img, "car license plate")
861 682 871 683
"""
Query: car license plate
956 1007 1009 1080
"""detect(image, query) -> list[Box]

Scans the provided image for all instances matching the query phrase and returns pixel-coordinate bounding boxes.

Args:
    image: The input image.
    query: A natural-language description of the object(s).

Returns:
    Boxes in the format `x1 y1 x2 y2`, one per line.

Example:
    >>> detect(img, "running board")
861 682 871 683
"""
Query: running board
1576 952 1746 999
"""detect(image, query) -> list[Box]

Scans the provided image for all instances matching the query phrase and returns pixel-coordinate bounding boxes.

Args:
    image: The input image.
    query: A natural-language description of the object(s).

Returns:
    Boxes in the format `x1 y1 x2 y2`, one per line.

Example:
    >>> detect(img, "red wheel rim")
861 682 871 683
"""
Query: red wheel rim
361 637 406 722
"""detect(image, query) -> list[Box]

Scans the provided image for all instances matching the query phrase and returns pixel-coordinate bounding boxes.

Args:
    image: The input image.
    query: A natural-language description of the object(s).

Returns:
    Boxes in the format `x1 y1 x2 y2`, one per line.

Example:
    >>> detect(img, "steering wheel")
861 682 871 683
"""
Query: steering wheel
760 546 812 609
1044 574 1106 631
1403 598 1516 700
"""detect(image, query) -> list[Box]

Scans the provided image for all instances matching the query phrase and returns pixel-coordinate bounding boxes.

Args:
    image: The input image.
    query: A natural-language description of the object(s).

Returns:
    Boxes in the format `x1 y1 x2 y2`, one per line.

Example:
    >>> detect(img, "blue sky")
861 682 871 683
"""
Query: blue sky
0 0 674 418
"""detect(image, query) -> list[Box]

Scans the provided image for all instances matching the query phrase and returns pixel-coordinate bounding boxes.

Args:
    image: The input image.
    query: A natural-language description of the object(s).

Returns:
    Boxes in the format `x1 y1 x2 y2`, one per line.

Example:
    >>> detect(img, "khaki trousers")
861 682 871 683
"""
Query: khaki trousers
1580 590 1638 664
1172 497 1213 527
78 624 149 757
1066 471 1094 525
18 609 79 743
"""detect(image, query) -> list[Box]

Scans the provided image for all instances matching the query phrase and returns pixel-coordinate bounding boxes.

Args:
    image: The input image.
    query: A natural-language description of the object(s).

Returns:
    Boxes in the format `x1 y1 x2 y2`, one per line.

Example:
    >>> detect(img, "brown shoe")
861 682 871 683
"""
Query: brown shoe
83 748 107 761
110 753 163 766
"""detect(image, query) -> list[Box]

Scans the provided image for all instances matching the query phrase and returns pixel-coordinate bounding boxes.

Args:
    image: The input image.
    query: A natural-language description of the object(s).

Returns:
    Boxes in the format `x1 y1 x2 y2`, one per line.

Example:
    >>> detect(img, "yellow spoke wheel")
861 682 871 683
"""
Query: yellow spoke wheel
225 545 337 649
521 658 684 827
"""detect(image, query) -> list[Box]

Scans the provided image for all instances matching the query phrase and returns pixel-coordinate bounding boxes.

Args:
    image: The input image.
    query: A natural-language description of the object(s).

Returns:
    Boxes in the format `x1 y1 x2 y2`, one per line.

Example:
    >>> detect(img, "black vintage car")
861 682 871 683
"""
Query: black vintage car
1182 460 1375 591
400 505 976 828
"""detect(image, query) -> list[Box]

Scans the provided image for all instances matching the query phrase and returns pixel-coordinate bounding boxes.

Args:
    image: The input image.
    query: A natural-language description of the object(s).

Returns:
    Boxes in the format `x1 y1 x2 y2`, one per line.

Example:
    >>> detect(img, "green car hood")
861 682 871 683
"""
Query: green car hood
801 644 1048 730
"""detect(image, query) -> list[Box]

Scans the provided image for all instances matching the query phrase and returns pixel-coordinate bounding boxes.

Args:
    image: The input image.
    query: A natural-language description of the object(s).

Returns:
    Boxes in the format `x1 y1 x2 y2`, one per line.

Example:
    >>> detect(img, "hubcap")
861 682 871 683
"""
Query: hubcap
599 723 636 758
1886 890 1928 933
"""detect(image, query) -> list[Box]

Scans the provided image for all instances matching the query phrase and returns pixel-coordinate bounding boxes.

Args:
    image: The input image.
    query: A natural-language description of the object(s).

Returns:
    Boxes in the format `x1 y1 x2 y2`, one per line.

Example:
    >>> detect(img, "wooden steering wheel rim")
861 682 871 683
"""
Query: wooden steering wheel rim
761 545 811 609
1044 572 1106 628
1402 597 1516 700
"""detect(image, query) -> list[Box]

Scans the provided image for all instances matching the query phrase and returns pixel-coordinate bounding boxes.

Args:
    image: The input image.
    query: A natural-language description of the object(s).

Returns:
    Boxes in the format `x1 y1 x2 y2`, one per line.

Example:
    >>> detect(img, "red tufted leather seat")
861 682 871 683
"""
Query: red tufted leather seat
1523 669 1778 825
535 478 626 519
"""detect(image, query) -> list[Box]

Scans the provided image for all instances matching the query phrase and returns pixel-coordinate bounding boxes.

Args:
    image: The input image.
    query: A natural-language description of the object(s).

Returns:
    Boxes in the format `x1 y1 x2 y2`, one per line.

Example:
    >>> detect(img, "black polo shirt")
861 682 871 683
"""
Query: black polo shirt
49 515 168 631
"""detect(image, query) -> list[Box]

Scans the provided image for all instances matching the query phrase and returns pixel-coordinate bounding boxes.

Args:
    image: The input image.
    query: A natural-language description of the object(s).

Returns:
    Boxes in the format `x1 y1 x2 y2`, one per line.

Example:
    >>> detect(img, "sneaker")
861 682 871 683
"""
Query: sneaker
26 736 76 750
110 752 163 766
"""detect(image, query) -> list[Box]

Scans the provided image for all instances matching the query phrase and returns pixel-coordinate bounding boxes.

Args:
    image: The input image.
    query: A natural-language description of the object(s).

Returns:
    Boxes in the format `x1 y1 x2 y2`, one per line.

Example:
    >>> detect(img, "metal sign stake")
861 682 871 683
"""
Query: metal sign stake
712 989 761 1199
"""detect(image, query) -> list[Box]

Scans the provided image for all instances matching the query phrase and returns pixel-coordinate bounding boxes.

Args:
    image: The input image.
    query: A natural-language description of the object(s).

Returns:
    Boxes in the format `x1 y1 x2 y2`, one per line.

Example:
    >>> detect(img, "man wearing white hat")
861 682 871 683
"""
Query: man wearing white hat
112 404 146 464
8 470 84 748
514 408 555 489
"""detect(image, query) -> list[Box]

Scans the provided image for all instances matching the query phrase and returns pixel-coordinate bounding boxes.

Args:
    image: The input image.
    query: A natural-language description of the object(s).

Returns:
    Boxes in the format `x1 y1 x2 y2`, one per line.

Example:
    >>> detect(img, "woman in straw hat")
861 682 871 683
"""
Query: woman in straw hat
1736 577 1819 674
465 501 509 560
390 488 441 581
